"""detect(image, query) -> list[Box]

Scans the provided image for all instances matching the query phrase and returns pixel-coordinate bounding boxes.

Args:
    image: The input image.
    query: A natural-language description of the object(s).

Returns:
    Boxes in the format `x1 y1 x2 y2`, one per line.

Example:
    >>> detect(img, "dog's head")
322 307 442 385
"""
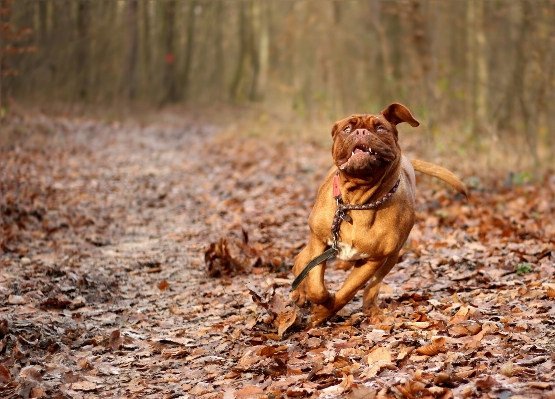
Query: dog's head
331 103 419 179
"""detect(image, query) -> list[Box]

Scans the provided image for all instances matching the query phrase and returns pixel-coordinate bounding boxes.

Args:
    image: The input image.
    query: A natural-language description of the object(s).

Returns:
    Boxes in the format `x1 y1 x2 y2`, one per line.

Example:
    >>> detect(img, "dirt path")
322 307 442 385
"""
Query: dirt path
1 115 554 398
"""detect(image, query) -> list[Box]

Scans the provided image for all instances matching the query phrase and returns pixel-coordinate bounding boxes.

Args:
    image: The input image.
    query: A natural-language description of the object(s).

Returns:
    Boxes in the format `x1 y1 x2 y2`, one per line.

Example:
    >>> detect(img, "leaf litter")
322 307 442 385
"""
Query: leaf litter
0 113 554 398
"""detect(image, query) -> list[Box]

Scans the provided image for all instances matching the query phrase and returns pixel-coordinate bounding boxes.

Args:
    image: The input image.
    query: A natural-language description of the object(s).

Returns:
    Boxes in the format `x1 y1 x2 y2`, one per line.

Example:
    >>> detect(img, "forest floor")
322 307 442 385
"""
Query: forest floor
1 110 554 399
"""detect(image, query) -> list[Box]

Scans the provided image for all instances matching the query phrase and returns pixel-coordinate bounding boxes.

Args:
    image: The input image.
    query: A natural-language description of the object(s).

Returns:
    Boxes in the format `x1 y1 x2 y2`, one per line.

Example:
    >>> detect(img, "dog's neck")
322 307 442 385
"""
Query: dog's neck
337 157 402 205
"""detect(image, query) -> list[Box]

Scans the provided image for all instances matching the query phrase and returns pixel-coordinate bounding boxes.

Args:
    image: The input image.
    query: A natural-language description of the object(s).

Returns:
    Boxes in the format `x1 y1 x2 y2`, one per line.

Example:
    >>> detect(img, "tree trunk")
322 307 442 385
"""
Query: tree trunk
474 0 488 130
182 0 197 102
230 1 248 102
248 0 269 102
123 0 138 100
212 2 225 97
369 2 394 102
75 0 89 100
161 0 178 104
466 0 488 137
407 0 436 142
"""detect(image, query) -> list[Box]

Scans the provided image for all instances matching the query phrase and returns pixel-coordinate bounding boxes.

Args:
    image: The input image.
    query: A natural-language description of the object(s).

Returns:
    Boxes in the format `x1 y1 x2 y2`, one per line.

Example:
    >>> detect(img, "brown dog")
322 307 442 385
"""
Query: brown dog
291 103 467 326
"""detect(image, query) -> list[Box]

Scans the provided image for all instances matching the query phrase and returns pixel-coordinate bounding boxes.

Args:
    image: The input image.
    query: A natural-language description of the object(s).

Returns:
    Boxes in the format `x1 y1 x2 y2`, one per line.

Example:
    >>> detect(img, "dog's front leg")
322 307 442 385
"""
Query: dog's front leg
291 235 329 307
362 254 398 316
309 257 388 326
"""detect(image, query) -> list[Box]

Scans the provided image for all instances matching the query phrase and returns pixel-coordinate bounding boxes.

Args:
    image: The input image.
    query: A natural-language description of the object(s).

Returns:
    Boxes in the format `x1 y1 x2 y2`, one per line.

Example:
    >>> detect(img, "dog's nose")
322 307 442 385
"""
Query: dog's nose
354 129 369 136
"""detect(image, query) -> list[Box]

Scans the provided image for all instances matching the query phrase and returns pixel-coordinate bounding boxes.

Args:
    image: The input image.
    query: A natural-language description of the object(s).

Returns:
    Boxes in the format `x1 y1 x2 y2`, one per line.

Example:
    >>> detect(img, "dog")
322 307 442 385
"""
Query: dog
290 103 467 326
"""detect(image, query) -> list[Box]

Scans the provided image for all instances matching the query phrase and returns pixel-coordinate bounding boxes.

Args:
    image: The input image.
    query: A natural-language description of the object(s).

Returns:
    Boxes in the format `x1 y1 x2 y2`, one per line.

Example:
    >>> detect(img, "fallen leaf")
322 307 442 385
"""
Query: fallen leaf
235 385 265 398
475 375 497 391
0 364 11 383
8 295 27 304
367 346 392 364
109 330 123 350
158 280 169 291
276 308 297 338
416 337 446 356
448 306 470 324
71 381 97 391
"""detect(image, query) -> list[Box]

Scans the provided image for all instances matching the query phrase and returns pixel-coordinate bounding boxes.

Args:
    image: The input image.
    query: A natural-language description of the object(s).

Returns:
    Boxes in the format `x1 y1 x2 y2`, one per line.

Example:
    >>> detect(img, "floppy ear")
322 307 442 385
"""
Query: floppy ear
330 121 341 138
381 103 420 127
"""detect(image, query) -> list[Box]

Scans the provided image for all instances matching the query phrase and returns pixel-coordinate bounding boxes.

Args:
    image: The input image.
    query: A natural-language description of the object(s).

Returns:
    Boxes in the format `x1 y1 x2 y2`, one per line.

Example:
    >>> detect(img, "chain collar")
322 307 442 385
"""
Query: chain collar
330 172 401 250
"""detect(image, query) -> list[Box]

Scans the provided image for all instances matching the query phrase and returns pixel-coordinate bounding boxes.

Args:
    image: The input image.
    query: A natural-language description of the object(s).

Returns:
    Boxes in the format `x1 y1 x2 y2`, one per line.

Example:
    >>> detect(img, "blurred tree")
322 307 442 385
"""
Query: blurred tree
123 0 138 100
161 0 178 104
75 0 89 100
182 0 197 102
0 0 36 111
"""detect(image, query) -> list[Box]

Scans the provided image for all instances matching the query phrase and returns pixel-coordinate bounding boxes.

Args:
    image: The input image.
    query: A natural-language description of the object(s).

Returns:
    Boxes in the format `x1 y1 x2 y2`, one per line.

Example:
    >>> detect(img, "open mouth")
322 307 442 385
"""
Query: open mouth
339 145 378 170
351 145 377 157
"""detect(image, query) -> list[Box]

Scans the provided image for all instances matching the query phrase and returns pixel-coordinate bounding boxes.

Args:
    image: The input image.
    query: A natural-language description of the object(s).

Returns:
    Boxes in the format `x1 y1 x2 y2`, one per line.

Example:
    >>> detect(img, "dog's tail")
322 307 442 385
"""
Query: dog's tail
410 158 468 197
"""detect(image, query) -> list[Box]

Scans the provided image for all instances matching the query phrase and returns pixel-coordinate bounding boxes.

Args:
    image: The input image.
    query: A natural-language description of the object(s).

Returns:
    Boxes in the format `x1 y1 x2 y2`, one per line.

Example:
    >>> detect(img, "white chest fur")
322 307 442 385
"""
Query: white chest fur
327 239 370 261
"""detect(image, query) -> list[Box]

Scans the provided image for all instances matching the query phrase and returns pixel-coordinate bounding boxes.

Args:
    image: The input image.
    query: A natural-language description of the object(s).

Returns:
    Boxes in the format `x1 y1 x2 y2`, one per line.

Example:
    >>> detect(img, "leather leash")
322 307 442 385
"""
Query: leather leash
291 172 401 291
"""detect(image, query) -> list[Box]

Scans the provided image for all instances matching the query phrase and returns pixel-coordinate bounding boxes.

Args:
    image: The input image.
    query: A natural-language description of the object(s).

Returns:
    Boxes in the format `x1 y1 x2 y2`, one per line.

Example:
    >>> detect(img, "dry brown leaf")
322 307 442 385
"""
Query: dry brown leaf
433 372 451 385
19 366 42 382
395 384 414 399
449 321 482 337
276 308 297 338
286 387 310 397
345 384 377 399
71 381 97 391
258 346 277 357
236 348 262 369
396 380 427 399
397 346 415 360
189 383 214 396
0 319 8 337
8 295 27 305
367 346 392 364
416 337 446 356
339 374 355 391
29 387 47 398
158 280 169 290
108 330 123 351
361 360 396 379
448 324 470 337
465 322 482 335
456 369 475 378
404 321 431 330
500 360 513 377
0 364 11 383
527 382 551 389
448 306 470 324
235 385 265 398
475 375 497 390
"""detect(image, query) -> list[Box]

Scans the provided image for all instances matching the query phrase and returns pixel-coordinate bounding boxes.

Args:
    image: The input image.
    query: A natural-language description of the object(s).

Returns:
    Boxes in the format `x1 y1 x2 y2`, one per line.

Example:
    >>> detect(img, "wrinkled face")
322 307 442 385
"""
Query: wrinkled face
331 103 419 179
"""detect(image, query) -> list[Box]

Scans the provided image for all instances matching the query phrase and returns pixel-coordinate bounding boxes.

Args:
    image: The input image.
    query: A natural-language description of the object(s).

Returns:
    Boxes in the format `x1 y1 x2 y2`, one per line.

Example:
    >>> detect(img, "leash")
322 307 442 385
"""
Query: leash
291 172 401 291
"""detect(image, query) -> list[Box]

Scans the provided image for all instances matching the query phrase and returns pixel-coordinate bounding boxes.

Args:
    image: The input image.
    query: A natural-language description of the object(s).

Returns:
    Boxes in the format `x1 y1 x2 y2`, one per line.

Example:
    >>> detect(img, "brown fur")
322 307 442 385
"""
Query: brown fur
291 103 467 326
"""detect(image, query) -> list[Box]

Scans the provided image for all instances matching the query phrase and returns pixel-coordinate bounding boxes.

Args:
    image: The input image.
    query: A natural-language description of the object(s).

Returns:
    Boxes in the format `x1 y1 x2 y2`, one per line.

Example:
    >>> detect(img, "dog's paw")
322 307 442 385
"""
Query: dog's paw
290 287 307 307
308 296 336 326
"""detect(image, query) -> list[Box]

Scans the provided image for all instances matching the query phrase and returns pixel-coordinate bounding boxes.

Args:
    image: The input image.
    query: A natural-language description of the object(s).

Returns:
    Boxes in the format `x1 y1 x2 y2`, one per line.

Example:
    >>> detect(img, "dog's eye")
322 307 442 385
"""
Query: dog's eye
376 125 387 134
343 126 351 134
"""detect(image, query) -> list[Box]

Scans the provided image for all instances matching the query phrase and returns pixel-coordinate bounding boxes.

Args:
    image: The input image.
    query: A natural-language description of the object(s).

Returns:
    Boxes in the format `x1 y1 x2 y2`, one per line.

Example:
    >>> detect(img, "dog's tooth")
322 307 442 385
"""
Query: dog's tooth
352 151 355 156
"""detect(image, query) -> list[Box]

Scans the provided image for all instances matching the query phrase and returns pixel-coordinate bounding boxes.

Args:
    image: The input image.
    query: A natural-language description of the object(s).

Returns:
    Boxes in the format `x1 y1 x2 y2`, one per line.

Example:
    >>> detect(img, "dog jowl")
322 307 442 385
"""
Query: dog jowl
291 103 467 326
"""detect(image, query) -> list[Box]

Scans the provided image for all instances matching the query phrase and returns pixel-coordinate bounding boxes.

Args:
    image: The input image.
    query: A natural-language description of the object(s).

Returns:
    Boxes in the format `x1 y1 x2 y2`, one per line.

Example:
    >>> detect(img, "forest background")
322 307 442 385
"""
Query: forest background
2 0 555 174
